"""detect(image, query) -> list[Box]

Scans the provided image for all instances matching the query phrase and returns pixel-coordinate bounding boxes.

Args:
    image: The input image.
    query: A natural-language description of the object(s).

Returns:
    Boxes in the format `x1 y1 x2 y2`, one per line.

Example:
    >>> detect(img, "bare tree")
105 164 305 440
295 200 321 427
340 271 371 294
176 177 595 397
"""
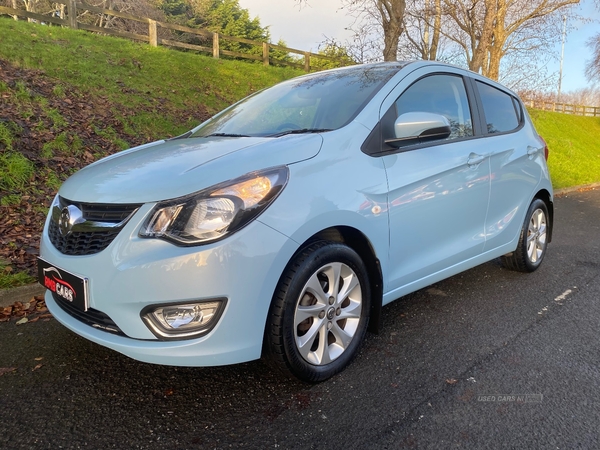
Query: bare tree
342 0 407 60
11 0 19 20
561 86 600 105
585 34 600 84
75 0 166 33
298 0 407 61
443 0 500 74
443 0 579 80
4 0 61 21
402 0 442 60
498 51 558 91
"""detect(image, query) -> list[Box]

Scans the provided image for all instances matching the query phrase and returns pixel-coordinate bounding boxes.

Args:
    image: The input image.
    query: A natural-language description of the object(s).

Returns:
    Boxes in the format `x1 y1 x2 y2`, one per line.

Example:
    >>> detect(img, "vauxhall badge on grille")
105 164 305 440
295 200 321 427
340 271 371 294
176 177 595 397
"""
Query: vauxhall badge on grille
58 204 84 237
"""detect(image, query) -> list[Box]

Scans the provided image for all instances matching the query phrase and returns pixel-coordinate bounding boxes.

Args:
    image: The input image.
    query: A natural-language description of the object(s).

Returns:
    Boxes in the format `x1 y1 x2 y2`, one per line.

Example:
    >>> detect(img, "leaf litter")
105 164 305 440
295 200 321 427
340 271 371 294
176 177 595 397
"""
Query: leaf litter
0 295 52 324
1 58 209 279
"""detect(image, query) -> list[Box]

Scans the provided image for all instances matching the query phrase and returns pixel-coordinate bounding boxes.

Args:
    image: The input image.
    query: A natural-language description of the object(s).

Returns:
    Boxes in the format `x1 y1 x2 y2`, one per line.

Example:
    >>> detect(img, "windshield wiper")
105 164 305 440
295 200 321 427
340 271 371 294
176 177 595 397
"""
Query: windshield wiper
205 133 251 138
269 128 332 138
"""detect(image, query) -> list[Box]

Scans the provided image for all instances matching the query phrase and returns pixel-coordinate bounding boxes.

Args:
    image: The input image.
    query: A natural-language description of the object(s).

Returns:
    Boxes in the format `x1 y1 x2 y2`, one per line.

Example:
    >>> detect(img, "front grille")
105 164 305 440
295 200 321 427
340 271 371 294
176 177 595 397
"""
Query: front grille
52 292 127 337
48 197 142 256
49 221 122 255
81 203 139 223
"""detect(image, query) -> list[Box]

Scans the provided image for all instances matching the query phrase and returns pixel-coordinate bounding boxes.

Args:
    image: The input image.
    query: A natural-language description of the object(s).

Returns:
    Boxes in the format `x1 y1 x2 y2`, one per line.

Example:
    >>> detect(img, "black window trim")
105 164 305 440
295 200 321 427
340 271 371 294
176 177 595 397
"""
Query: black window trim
361 72 482 157
471 78 525 137
362 73 529 158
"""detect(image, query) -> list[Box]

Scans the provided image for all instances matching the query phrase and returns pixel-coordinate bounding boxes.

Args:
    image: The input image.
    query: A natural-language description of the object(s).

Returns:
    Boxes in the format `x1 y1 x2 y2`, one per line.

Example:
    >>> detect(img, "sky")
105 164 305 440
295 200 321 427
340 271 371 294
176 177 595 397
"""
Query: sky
238 0 600 94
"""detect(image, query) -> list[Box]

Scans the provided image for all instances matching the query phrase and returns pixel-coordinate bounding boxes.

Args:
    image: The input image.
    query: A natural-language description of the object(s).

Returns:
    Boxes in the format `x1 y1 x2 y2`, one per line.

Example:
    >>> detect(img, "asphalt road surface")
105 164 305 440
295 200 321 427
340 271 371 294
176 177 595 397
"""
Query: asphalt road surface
1 189 599 449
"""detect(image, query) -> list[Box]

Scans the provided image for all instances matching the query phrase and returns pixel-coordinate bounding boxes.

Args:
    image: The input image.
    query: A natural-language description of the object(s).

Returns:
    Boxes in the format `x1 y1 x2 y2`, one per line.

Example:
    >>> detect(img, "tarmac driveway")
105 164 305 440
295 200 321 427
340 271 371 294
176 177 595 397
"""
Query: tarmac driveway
0 188 599 449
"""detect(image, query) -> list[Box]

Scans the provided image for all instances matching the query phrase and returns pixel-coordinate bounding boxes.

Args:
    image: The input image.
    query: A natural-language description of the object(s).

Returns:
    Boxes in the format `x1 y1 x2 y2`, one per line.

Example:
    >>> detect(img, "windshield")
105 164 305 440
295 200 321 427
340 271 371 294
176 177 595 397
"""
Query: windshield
190 65 399 138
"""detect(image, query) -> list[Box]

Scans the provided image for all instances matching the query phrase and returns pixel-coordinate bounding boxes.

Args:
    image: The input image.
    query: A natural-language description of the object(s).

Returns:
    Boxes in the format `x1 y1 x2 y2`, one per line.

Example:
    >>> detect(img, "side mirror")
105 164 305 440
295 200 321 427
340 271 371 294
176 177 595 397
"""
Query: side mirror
385 112 452 148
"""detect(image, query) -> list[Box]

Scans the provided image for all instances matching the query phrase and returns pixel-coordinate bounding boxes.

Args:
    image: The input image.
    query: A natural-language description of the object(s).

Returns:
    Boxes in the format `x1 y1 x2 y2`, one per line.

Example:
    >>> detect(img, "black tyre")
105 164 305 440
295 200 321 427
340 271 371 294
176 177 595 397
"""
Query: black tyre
264 241 371 382
501 198 549 272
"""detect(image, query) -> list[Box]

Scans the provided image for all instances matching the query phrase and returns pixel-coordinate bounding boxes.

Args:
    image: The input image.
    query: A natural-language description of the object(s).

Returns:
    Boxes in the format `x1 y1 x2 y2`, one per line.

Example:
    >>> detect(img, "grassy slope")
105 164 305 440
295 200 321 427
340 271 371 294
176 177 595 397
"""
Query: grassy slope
0 17 301 287
3 18 592 191
0 18 599 287
0 17 302 135
528 109 600 190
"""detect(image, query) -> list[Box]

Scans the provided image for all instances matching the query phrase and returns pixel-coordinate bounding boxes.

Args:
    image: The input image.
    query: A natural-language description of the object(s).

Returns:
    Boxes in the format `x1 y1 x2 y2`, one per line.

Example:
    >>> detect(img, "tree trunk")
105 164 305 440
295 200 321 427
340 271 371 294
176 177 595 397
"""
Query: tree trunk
466 0 496 74
378 0 406 61
23 0 37 23
428 0 441 59
480 0 506 80
11 0 19 20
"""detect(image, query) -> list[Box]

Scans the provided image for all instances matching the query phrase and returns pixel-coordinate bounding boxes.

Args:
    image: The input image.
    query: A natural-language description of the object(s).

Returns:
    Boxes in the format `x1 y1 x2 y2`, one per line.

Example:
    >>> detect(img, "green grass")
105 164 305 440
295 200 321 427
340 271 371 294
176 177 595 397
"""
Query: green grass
2 17 598 193
0 194 21 206
0 122 15 149
529 109 600 190
0 17 599 289
0 17 303 289
0 152 34 191
0 264 35 289
0 18 301 117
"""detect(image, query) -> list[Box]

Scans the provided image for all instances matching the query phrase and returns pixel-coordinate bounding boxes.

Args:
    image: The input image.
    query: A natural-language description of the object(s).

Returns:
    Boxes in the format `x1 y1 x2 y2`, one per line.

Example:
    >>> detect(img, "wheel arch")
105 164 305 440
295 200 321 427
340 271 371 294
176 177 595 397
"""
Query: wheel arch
301 226 384 334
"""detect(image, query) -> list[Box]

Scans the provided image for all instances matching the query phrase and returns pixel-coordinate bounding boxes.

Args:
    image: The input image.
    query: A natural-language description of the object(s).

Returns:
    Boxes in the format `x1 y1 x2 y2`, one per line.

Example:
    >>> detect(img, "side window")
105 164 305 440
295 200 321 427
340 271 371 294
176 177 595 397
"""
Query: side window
394 74 473 139
476 81 520 134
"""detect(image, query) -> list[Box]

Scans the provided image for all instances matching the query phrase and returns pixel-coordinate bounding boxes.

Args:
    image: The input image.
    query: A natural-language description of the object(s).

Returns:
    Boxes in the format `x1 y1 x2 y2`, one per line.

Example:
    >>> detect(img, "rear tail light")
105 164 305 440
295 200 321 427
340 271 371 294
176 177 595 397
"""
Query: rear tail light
539 136 549 161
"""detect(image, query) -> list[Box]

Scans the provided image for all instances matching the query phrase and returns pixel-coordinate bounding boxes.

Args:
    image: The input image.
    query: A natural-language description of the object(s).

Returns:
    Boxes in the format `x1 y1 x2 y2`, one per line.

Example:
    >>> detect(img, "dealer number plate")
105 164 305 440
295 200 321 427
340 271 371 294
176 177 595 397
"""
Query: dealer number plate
37 257 89 312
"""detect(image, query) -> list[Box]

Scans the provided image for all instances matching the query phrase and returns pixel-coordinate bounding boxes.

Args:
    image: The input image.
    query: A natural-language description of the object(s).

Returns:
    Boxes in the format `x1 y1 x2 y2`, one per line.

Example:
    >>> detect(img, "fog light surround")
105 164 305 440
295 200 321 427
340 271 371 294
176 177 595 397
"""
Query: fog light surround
141 298 227 340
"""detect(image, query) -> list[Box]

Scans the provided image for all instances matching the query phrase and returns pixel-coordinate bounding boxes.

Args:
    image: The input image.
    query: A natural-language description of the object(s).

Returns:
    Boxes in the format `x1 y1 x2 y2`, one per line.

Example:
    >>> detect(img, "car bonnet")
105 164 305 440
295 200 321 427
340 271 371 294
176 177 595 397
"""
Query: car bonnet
58 134 323 203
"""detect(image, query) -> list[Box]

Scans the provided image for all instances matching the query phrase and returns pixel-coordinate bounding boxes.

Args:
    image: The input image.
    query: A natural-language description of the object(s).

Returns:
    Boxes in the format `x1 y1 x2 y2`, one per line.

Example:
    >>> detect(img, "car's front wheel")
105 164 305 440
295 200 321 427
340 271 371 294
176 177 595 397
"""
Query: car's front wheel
502 198 549 272
264 241 370 382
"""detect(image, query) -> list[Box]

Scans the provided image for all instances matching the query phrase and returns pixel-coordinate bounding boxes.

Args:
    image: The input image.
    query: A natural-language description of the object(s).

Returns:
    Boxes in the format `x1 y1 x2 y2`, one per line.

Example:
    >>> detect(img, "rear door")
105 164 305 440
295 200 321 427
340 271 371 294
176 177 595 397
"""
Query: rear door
471 80 543 252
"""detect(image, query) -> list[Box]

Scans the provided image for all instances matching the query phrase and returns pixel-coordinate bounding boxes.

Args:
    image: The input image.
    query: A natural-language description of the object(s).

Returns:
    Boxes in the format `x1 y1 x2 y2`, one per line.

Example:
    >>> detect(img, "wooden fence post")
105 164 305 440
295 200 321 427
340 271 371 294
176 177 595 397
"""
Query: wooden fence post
67 0 77 29
263 42 269 67
304 51 310 72
148 19 158 46
213 32 220 59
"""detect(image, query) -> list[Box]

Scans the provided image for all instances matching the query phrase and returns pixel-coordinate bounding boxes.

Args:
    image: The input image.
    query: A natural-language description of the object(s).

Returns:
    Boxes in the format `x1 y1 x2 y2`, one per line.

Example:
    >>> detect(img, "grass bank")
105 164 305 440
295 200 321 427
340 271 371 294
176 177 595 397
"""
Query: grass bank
0 17 599 288
0 17 301 287
528 109 600 190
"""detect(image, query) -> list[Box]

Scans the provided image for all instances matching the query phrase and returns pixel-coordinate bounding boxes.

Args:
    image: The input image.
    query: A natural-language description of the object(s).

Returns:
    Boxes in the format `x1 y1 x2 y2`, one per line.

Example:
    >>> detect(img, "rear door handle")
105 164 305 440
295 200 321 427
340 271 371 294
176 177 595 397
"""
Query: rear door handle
467 153 486 167
527 146 540 158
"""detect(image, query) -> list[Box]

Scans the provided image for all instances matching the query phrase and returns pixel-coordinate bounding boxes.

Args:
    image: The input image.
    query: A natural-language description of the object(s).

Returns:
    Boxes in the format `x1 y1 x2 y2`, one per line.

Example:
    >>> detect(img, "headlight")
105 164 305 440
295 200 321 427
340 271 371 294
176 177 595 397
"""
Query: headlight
139 167 288 245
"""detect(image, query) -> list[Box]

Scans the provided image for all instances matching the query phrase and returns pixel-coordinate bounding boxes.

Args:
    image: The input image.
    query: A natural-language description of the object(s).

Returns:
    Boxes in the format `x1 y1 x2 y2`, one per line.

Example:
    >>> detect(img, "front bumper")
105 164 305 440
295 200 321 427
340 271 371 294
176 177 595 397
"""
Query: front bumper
40 204 296 367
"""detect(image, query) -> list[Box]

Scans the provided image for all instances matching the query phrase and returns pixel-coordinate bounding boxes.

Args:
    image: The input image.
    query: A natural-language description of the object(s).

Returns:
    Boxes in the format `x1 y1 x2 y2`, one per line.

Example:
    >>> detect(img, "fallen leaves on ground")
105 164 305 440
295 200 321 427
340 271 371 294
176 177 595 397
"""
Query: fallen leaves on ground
0 58 210 278
0 367 17 376
0 295 52 323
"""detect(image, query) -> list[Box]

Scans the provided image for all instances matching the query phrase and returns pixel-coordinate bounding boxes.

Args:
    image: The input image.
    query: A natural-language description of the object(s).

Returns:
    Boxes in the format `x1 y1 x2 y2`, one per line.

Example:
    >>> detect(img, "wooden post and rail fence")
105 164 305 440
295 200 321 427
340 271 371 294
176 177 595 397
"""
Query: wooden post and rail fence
523 99 600 117
0 1 347 72
2 3 600 115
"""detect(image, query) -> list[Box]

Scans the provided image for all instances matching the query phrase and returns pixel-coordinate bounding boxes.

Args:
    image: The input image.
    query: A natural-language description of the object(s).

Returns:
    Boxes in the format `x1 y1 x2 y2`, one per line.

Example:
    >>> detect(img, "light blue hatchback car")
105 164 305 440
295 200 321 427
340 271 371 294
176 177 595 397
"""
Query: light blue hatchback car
38 61 553 382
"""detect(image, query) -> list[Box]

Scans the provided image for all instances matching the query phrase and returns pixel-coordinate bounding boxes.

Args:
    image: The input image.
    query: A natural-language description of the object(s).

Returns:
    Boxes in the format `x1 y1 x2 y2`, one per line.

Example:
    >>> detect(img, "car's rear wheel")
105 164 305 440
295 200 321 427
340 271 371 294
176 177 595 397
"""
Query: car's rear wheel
264 241 370 382
502 198 549 272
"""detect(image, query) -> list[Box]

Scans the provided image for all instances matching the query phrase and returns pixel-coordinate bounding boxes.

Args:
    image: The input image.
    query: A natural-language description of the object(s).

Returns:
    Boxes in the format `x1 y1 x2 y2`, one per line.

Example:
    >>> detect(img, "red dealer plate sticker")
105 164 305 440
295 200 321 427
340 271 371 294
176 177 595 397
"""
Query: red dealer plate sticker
37 257 89 312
